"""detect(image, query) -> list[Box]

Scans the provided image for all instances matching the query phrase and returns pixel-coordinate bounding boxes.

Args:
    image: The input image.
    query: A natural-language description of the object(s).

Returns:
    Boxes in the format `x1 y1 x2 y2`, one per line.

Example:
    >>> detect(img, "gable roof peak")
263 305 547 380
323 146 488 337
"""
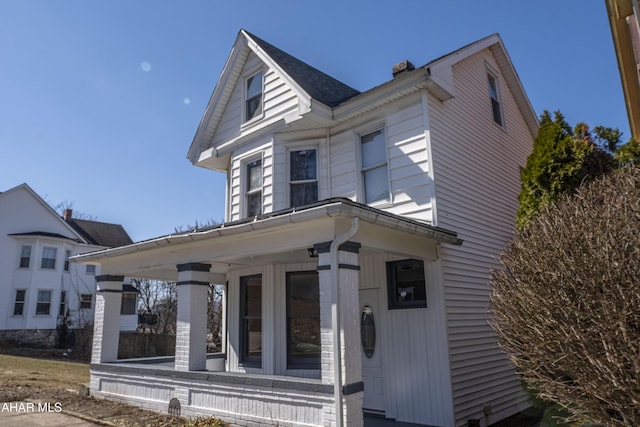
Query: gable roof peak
241 30 360 107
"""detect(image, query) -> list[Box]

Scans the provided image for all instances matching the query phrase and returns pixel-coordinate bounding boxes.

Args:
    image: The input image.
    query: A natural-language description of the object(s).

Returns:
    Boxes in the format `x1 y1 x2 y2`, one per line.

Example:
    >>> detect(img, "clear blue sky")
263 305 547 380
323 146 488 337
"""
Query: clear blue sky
0 1 628 242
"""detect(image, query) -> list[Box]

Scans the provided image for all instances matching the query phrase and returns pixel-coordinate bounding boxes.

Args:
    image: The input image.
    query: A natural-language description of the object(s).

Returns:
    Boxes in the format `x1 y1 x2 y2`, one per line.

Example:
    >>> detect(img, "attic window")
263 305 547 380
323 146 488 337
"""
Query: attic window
488 74 503 126
245 71 264 122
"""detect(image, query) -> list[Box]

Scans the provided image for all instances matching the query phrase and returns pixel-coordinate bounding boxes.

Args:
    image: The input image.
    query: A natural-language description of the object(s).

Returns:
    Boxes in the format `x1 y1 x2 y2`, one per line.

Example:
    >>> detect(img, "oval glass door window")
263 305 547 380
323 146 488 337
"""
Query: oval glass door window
361 306 376 359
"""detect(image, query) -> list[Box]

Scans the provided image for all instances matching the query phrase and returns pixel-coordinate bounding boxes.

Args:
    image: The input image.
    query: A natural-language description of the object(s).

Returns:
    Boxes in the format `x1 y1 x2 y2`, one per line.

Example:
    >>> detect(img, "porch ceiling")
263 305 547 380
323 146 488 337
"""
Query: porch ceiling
72 198 462 281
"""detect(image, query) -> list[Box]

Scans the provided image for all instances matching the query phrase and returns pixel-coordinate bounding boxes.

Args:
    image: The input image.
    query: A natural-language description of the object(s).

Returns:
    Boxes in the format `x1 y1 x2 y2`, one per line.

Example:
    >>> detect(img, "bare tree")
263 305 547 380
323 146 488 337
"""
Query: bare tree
489 167 640 426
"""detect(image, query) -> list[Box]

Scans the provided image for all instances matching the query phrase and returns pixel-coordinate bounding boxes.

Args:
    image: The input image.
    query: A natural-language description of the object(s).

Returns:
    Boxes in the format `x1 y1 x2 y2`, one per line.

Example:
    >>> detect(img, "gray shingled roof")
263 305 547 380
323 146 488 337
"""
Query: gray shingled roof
66 218 133 248
244 30 360 107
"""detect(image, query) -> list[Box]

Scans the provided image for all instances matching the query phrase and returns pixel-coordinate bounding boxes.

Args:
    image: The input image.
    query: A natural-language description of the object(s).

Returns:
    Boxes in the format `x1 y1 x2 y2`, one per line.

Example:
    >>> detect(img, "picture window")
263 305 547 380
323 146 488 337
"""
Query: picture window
386 259 427 309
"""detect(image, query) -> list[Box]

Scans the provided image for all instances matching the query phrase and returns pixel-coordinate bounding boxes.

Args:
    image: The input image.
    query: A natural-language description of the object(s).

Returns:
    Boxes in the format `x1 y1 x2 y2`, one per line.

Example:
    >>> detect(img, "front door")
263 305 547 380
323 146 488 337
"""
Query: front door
359 288 385 414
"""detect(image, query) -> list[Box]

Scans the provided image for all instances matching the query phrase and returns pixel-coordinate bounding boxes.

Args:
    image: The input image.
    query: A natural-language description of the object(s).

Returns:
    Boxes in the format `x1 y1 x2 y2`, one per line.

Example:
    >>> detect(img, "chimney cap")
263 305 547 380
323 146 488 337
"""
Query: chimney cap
392 60 415 78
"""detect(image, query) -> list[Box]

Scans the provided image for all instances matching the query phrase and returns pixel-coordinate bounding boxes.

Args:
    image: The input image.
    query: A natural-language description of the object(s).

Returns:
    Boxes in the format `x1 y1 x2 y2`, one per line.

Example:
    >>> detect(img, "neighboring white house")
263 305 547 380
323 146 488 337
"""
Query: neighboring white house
0 183 138 347
77 30 538 427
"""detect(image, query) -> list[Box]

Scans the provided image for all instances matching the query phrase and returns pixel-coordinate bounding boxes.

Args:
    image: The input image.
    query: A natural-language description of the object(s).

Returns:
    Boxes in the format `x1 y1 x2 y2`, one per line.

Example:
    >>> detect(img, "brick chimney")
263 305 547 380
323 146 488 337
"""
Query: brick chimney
63 209 73 221
392 60 415 78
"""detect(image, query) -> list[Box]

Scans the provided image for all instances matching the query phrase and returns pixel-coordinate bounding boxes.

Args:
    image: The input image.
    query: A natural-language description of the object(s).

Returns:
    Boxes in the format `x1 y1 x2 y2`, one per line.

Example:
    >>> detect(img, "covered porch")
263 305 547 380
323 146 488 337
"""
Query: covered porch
76 199 461 427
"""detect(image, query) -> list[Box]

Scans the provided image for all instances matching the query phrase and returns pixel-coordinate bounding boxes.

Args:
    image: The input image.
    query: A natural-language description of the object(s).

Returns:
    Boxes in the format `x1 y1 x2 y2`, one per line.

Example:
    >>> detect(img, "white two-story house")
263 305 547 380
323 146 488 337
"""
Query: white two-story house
0 183 137 347
78 30 538 427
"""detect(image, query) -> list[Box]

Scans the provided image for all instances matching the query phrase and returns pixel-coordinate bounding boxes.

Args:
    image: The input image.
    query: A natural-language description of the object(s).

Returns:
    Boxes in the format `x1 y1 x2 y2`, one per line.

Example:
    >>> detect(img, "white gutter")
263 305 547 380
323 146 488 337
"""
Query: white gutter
330 217 359 427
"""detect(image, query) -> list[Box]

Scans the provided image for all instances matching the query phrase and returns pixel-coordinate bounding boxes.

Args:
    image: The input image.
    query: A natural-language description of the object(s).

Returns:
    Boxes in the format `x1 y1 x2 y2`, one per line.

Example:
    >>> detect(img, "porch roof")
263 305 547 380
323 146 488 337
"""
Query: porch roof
72 198 462 279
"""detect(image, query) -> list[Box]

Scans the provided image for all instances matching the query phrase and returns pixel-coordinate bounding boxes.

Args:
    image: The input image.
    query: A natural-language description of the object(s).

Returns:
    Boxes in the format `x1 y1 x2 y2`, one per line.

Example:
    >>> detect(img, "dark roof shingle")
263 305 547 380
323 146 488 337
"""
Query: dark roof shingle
245 31 360 107
66 219 133 248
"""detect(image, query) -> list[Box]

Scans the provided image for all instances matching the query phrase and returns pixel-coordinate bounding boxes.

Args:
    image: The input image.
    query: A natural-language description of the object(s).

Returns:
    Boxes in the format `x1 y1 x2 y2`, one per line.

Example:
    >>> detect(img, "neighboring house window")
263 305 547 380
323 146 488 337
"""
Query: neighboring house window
286 271 320 369
120 293 137 315
36 290 52 315
13 290 26 316
245 70 264 122
41 247 57 269
246 159 263 217
86 265 96 275
386 259 427 309
19 245 32 268
488 74 503 126
240 275 262 366
64 250 71 272
360 129 389 204
59 290 67 316
80 294 92 309
290 149 318 208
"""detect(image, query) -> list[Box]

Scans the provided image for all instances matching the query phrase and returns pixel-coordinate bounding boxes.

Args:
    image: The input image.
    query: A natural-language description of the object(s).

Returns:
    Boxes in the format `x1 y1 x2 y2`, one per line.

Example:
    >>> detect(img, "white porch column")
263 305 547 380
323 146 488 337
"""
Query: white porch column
92 275 124 364
175 263 211 372
316 241 363 427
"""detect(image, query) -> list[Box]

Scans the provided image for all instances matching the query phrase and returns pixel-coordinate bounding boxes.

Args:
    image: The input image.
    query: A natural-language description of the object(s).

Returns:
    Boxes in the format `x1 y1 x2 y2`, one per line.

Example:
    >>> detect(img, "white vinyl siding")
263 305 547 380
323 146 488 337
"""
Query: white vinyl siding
211 52 300 150
428 49 533 426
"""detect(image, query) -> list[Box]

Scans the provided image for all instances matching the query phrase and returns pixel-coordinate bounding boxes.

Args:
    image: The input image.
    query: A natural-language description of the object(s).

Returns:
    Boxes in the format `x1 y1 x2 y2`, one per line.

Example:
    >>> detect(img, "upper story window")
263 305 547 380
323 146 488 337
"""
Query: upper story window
63 250 71 272
19 245 31 268
488 74 503 126
41 247 57 269
86 264 96 275
290 149 318 208
386 259 427 309
246 158 263 217
245 70 264 122
360 128 390 204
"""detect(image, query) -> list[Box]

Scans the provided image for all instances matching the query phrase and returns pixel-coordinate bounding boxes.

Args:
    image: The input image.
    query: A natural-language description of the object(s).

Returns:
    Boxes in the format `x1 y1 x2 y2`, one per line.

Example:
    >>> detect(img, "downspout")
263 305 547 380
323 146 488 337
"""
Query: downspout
330 217 360 427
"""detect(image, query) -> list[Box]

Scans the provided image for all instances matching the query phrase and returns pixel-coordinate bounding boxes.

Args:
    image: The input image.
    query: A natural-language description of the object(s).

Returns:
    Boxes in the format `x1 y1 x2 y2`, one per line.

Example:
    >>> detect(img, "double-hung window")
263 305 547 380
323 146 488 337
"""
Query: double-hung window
13 290 26 316
41 247 57 269
360 129 389 204
286 271 320 369
240 275 262 366
488 74 503 126
245 71 264 122
246 159 263 217
290 149 318 208
86 264 96 275
19 245 31 268
80 294 92 309
59 290 67 316
121 293 137 315
36 290 52 315
64 250 71 272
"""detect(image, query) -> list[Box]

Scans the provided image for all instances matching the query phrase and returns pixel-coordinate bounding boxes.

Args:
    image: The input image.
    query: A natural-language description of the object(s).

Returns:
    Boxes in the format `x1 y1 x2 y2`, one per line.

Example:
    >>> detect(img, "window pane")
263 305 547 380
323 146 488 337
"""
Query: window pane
241 275 262 364
41 247 57 269
36 290 52 315
247 72 263 99
247 160 262 192
80 294 92 309
488 75 498 99
290 182 318 208
13 290 25 316
387 259 427 309
120 293 137 315
86 265 96 275
247 192 262 217
20 246 31 268
290 150 317 181
364 166 389 204
287 271 320 368
361 129 386 168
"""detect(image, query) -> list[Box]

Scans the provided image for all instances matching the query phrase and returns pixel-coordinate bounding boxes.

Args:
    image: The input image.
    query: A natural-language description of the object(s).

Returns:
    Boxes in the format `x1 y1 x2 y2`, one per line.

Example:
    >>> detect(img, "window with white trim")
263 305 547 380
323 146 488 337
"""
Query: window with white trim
240 274 262 367
36 290 52 315
245 158 263 217
286 270 320 369
289 148 318 208
13 290 26 316
86 265 96 275
245 70 264 122
488 73 503 126
64 250 71 272
120 293 137 315
387 259 427 309
360 128 390 204
19 245 31 268
80 294 92 309
59 290 67 316
41 247 57 269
